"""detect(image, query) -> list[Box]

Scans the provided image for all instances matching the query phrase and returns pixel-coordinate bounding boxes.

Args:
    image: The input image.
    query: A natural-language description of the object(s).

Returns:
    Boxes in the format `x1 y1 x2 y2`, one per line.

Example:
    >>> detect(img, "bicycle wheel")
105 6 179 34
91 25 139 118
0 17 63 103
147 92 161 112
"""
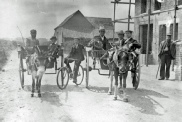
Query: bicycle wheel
75 65 84 85
57 67 69 90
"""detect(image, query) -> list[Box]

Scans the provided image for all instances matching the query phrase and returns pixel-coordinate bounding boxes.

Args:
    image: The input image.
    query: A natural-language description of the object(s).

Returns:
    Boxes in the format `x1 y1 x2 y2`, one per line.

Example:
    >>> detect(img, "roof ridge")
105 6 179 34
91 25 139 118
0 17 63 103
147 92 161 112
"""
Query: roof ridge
55 10 82 30
85 16 112 19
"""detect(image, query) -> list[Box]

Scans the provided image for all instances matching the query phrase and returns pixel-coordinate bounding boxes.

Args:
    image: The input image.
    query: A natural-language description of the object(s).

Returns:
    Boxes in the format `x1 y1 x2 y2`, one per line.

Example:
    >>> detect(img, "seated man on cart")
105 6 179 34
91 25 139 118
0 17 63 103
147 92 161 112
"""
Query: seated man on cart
48 36 62 61
88 26 112 68
88 26 111 51
25 29 39 73
64 37 85 83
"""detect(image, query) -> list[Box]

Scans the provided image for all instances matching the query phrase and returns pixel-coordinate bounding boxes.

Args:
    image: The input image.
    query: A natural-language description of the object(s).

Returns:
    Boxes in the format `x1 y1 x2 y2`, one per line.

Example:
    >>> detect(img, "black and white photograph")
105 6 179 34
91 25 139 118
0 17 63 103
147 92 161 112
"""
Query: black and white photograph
0 0 182 122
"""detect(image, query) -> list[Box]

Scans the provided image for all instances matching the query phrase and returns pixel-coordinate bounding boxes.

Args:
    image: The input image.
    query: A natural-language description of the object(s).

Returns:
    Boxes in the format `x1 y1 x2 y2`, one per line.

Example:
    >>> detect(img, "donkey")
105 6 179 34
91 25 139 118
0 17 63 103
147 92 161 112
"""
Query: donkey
29 46 49 97
101 46 131 101
112 47 131 101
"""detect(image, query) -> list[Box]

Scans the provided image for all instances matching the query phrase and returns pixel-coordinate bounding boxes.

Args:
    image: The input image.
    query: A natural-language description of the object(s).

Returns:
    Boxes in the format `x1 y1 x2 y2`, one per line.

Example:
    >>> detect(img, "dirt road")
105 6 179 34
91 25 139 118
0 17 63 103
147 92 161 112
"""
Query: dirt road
0 50 182 122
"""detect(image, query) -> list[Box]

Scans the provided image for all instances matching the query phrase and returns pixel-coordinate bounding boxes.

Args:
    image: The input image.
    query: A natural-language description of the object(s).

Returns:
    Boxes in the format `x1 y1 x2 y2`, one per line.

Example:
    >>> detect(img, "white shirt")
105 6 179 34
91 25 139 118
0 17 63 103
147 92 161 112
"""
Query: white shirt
125 37 131 44
100 36 104 41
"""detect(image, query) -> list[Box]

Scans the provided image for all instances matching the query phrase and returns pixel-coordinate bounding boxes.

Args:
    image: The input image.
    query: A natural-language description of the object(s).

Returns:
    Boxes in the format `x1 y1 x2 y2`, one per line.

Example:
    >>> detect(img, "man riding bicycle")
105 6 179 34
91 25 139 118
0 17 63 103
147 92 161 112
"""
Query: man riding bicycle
64 38 85 84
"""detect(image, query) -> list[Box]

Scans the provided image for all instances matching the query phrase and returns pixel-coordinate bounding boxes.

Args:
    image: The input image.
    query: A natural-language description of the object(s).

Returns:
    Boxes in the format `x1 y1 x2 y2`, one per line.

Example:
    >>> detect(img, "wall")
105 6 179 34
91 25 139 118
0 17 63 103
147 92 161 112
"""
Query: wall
135 0 182 64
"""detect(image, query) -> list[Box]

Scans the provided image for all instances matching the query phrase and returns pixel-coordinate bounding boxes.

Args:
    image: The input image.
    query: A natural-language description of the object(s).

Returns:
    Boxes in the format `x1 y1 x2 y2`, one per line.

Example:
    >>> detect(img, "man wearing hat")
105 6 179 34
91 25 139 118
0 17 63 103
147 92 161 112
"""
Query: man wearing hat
64 37 85 83
158 33 177 80
124 30 141 87
25 29 39 73
115 30 125 47
25 29 39 51
48 36 58 55
89 26 112 50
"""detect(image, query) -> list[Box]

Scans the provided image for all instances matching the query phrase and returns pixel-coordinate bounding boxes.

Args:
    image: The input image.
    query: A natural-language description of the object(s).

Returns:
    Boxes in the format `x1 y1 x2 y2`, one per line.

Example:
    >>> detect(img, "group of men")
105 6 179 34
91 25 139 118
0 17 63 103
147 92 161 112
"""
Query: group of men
25 27 140 83
25 25 177 83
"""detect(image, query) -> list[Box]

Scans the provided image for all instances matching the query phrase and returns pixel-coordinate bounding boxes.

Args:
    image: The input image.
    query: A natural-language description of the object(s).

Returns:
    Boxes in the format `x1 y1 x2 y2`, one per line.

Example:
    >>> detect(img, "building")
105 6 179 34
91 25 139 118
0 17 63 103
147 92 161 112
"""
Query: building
54 10 116 46
134 0 182 64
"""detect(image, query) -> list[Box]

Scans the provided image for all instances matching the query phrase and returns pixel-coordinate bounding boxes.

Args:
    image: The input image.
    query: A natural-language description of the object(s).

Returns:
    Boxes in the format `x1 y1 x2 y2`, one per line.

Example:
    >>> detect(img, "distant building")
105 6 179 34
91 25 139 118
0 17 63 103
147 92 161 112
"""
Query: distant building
134 0 182 64
54 10 116 45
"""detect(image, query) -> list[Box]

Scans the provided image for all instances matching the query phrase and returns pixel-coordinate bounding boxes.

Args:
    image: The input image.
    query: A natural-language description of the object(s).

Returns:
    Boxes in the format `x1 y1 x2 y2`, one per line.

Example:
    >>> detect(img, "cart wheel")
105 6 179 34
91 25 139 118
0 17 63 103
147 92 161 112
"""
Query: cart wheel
57 67 69 90
19 56 24 89
134 57 140 90
75 65 84 85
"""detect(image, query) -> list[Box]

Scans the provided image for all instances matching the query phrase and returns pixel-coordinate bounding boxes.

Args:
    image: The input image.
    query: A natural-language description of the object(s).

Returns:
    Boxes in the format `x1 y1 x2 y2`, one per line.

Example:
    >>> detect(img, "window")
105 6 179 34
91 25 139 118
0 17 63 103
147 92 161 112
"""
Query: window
140 24 153 54
178 0 182 5
154 0 161 10
170 23 178 40
141 0 147 14
159 24 166 44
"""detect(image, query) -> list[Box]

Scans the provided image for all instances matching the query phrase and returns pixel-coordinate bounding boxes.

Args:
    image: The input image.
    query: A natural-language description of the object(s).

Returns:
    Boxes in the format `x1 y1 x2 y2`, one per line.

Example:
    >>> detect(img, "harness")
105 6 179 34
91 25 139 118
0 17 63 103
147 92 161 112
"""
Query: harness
29 46 48 71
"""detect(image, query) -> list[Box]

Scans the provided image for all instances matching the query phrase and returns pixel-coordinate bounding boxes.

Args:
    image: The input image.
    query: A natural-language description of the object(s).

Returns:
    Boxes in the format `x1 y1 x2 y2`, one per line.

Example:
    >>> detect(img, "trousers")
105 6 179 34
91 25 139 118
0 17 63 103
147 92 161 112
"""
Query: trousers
64 58 81 80
160 54 171 79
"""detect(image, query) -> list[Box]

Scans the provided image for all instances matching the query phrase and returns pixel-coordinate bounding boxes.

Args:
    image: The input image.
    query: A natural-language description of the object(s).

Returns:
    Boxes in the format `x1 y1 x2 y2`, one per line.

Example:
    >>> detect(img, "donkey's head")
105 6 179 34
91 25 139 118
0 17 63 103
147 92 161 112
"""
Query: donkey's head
117 47 130 74
32 46 49 76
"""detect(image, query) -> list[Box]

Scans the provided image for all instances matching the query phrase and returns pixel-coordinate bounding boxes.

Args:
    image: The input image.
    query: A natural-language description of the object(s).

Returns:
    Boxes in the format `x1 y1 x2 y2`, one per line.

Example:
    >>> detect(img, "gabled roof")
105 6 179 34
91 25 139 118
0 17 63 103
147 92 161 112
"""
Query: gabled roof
86 17 114 30
55 10 93 30
54 11 78 30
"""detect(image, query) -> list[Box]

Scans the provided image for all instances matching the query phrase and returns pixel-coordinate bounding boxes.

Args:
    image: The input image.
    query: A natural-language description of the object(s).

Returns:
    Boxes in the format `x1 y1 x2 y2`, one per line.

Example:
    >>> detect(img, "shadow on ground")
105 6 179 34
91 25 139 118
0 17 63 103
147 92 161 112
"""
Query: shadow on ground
24 84 84 93
87 86 109 93
23 84 84 106
119 88 169 115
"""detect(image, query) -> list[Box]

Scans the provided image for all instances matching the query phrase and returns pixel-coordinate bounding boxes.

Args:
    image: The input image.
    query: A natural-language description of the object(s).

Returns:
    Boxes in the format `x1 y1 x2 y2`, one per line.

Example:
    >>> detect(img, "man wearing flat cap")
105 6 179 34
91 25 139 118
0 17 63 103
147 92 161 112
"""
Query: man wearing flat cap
25 29 39 73
115 30 125 47
48 36 60 57
158 33 178 80
124 30 141 87
26 29 39 51
64 37 85 83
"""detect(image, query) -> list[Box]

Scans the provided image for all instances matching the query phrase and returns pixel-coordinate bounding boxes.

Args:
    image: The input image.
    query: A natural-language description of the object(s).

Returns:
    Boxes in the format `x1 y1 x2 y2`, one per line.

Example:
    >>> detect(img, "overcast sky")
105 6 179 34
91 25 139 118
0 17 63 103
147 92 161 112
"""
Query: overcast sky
0 0 135 39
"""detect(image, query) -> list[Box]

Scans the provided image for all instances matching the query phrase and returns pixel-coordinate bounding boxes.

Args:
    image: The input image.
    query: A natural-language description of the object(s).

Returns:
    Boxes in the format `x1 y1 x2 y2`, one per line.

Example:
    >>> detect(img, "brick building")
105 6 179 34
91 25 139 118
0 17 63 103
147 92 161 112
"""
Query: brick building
134 0 182 64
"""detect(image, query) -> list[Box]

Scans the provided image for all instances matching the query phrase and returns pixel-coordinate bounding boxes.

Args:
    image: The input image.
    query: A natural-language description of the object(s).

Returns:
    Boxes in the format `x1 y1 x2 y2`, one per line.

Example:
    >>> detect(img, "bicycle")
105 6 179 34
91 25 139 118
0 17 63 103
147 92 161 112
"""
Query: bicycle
56 58 84 90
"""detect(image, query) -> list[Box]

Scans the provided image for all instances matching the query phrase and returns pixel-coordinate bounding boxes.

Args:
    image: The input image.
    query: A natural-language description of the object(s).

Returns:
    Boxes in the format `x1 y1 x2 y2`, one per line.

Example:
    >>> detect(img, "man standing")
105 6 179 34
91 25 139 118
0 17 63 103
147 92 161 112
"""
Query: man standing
115 30 125 47
25 29 39 53
25 29 39 73
124 30 141 87
64 38 85 83
158 34 176 80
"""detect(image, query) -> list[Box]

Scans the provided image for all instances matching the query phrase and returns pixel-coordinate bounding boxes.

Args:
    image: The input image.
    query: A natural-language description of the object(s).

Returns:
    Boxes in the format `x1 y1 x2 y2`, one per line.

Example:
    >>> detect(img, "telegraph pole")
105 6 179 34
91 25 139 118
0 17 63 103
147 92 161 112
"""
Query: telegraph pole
146 0 151 67
128 0 131 30
113 2 116 43
172 0 177 71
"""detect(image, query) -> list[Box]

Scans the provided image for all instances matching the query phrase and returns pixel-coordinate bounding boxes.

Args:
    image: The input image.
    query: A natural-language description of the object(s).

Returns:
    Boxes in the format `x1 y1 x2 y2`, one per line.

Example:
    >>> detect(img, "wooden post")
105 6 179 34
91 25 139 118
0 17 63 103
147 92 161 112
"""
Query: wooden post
146 0 151 66
61 32 64 68
172 0 177 71
113 2 116 44
128 0 131 30
85 50 89 88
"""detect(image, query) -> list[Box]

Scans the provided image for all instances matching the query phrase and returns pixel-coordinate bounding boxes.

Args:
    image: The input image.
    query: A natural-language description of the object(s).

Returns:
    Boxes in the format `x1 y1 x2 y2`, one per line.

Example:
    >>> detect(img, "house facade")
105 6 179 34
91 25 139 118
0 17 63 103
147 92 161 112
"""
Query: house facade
54 10 116 46
134 0 182 64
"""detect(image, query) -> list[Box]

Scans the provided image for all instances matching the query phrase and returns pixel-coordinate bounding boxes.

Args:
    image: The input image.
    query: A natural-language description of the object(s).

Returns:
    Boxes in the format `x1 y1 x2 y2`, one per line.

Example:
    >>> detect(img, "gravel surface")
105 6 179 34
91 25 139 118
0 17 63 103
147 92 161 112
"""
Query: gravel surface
0 51 182 122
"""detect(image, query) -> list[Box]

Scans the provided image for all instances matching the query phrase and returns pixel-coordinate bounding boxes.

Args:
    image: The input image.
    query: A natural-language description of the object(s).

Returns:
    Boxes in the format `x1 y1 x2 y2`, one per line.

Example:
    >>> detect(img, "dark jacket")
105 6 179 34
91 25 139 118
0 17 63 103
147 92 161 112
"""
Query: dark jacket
89 36 112 50
67 43 85 61
158 40 176 60
124 38 141 51
114 39 125 47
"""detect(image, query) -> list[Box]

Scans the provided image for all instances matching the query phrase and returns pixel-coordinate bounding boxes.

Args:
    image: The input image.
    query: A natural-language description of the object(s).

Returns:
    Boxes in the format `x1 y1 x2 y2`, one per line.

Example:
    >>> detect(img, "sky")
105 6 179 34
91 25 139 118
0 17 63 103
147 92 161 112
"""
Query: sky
0 0 135 39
